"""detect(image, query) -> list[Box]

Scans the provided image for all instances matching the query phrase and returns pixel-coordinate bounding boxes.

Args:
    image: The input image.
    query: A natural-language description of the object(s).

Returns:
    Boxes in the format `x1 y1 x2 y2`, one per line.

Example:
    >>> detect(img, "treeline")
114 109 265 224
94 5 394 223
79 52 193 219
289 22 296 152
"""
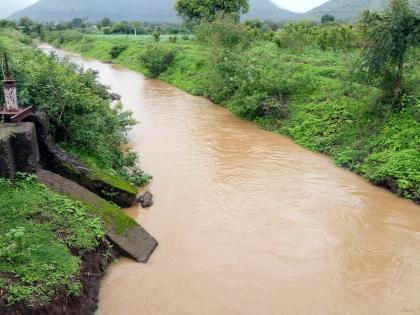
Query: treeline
0 16 191 37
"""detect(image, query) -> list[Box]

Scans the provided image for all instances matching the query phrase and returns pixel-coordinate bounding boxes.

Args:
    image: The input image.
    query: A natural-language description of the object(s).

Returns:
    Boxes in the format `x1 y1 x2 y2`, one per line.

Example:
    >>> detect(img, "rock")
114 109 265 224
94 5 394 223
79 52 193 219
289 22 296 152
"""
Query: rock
24 111 50 137
0 135 15 181
24 112 138 208
138 191 154 208
9 123 40 173
37 169 158 264
0 123 39 180
107 226 158 263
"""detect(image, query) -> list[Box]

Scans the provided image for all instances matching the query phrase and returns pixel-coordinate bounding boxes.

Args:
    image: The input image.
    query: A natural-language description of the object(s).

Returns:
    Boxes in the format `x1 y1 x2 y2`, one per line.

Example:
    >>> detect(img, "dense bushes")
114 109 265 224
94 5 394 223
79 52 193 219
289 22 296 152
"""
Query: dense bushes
140 46 175 78
0 30 149 185
109 44 128 58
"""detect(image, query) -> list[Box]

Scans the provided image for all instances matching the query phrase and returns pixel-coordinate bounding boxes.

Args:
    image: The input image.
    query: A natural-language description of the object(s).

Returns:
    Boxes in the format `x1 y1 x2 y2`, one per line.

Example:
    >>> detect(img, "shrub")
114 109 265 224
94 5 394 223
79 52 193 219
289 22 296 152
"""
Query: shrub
140 46 175 78
168 36 178 43
152 30 161 42
109 44 128 59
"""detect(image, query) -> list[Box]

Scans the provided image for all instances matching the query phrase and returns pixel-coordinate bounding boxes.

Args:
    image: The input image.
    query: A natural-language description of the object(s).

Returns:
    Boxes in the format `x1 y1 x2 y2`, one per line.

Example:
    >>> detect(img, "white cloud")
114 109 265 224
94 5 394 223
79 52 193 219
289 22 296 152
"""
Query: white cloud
272 0 330 13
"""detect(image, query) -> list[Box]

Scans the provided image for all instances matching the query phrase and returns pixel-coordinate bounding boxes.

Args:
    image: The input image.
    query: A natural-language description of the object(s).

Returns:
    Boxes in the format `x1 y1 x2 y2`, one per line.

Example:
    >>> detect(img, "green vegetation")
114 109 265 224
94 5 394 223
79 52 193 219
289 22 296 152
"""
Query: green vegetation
358 0 419 105
0 27 150 186
110 44 128 59
0 26 150 310
175 0 250 22
140 46 176 78
41 0 420 201
0 174 104 305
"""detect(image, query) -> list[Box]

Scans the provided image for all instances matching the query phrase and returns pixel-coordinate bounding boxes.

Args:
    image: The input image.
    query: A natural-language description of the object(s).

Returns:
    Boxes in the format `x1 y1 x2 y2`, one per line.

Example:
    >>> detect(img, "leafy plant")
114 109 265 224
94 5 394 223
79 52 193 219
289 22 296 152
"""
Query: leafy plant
140 45 175 78
109 44 128 59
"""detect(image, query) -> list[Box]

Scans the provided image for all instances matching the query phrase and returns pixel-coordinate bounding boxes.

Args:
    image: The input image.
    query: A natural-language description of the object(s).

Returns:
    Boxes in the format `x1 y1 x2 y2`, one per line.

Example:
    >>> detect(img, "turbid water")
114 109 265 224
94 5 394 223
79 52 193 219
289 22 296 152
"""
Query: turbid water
40 45 420 315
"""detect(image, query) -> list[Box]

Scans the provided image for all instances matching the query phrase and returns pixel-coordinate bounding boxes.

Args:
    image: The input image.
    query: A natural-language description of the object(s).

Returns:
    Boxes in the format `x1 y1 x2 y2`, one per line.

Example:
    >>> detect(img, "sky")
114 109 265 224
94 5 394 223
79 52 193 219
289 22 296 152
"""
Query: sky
0 0 36 18
0 0 331 19
273 0 330 12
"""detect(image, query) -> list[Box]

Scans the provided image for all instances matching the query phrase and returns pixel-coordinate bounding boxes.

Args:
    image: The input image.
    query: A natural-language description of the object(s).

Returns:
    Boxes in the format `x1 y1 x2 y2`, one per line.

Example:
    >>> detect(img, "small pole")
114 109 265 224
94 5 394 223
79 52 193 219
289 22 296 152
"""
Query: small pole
3 52 12 80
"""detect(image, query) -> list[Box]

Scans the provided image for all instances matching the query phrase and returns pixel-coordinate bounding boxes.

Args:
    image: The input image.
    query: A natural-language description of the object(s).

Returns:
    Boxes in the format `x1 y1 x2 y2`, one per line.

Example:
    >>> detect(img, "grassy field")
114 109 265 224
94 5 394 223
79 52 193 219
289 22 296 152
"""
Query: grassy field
47 32 420 202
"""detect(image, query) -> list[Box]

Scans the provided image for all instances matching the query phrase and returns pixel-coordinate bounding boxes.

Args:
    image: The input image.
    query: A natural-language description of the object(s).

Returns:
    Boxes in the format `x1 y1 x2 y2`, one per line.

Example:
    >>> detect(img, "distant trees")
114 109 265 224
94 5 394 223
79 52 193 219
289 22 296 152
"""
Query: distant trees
175 0 249 22
98 17 112 29
321 14 335 24
130 21 141 36
18 17 33 35
359 0 419 106
70 18 84 28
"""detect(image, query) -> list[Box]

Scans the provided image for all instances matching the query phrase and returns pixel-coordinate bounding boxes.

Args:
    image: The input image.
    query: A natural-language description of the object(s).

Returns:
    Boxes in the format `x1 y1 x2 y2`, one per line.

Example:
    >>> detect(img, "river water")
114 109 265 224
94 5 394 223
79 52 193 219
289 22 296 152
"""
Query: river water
39 45 420 315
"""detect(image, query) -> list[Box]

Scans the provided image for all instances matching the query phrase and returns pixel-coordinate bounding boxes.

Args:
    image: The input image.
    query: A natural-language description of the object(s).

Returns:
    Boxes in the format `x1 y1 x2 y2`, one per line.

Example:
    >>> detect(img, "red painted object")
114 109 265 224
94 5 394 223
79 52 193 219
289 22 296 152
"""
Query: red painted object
0 106 35 123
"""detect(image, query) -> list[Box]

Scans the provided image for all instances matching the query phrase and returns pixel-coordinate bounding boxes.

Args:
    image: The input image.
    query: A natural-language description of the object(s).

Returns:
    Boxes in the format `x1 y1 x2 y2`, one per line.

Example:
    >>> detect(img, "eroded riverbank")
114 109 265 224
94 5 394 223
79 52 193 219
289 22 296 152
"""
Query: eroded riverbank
40 45 420 315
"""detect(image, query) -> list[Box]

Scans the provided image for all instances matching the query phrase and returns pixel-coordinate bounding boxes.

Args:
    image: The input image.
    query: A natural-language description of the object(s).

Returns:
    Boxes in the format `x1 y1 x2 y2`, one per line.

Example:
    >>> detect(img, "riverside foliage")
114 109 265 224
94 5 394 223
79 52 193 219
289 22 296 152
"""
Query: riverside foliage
18 1 420 200
0 28 150 186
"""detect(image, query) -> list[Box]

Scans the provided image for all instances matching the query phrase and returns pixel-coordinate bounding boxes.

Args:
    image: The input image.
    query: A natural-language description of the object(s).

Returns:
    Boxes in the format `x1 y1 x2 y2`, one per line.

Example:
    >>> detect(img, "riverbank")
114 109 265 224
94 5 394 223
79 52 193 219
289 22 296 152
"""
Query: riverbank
45 31 419 202
0 28 156 313
0 175 112 314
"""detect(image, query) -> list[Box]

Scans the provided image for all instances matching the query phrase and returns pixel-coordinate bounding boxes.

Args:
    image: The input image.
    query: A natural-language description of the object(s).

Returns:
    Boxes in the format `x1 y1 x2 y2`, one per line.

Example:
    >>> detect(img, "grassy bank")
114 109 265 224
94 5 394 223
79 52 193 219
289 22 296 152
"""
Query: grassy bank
0 28 144 312
0 175 105 308
45 30 420 201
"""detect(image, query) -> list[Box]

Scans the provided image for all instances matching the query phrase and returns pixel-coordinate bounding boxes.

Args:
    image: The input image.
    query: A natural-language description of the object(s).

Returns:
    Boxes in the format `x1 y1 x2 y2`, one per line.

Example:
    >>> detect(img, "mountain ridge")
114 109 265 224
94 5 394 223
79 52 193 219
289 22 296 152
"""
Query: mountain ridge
8 0 405 22
9 0 298 22
302 0 390 20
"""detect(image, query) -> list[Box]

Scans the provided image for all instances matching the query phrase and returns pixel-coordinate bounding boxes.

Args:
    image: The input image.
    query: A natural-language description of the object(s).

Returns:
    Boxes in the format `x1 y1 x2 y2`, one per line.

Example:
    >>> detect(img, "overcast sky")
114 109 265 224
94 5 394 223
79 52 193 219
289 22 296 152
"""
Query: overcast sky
0 0 330 19
0 0 36 18
274 0 330 12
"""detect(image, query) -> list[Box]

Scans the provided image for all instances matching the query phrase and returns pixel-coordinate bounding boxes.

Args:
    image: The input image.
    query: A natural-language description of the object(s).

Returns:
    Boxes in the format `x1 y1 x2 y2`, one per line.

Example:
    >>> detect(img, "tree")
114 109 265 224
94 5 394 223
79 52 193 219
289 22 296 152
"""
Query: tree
18 17 33 35
70 18 84 28
98 17 112 29
359 0 419 106
131 21 141 36
152 29 161 42
321 14 335 24
175 0 249 22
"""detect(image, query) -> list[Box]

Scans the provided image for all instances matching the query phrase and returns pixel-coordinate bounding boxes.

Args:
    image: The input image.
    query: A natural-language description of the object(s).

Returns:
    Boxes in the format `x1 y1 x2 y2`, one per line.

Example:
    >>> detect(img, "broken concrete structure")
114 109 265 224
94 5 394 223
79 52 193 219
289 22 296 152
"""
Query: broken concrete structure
0 114 158 263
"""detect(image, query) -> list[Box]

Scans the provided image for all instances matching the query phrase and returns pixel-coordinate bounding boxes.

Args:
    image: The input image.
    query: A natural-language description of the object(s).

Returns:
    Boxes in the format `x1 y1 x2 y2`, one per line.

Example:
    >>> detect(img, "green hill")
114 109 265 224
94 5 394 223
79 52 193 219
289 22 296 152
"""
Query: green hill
301 0 390 21
9 0 299 22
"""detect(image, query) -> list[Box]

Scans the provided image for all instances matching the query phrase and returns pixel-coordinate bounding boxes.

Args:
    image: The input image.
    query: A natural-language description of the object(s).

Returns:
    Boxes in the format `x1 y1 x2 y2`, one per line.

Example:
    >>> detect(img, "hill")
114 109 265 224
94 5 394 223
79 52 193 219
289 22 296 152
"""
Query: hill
9 0 299 22
301 0 390 21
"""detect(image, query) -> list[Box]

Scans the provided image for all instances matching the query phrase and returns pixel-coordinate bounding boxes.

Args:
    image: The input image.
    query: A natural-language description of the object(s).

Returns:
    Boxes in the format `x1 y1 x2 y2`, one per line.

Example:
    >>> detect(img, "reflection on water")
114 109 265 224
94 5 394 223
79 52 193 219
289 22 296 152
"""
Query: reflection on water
40 44 420 315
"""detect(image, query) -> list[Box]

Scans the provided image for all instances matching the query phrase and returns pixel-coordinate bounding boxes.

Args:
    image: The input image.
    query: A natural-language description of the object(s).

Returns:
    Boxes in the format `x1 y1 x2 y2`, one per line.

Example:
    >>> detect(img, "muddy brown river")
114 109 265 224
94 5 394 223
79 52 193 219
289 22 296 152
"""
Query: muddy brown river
40 45 420 315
